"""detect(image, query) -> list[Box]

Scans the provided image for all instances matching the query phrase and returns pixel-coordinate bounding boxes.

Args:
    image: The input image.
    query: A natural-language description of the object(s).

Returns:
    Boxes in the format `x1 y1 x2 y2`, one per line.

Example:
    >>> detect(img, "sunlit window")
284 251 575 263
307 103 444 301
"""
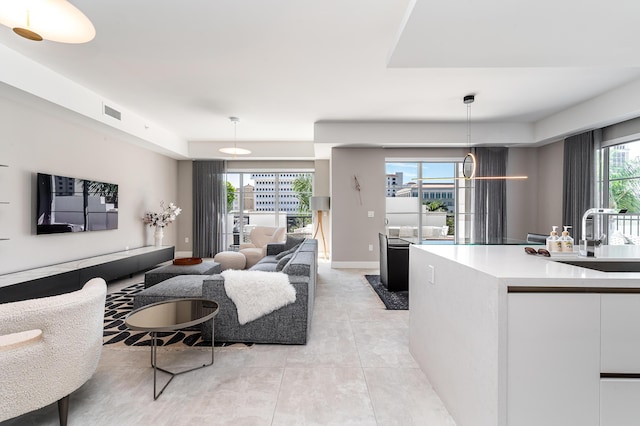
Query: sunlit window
223 172 313 249
600 140 640 243
385 161 470 242
603 141 640 212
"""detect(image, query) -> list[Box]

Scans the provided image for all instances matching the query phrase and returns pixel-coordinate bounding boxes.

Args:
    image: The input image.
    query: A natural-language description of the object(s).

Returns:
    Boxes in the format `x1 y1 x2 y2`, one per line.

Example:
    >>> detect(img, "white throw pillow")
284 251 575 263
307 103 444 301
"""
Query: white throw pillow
399 226 414 237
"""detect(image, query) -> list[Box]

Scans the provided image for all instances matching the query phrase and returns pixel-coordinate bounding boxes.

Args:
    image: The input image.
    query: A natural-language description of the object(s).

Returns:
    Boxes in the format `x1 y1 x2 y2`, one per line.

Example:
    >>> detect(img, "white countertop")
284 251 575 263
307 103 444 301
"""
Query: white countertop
412 244 640 288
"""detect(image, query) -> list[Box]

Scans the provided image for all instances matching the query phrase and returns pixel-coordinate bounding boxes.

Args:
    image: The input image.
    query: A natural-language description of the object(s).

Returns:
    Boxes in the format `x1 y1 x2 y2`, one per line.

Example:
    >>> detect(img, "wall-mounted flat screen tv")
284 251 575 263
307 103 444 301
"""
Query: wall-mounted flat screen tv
37 173 118 235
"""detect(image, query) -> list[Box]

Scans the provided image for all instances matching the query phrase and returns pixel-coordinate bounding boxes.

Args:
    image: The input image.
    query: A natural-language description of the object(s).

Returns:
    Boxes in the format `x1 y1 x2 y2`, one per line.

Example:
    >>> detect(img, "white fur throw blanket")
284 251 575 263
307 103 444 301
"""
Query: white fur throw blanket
221 270 296 325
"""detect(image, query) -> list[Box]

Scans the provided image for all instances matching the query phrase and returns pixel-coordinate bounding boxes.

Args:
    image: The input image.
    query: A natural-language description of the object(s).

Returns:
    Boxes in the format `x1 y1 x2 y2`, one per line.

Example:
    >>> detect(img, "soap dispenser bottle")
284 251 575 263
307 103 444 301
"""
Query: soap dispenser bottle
560 226 574 253
547 226 561 252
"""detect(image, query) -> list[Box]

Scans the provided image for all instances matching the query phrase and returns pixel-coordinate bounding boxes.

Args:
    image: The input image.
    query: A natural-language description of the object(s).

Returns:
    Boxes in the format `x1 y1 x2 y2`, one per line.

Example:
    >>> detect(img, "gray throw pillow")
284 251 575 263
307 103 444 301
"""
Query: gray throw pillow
284 235 305 251
276 253 294 271
275 243 301 260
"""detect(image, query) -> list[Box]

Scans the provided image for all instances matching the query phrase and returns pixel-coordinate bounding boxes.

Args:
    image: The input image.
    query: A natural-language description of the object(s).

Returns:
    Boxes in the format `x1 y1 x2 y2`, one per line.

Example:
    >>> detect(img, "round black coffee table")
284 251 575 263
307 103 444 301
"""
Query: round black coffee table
125 298 219 399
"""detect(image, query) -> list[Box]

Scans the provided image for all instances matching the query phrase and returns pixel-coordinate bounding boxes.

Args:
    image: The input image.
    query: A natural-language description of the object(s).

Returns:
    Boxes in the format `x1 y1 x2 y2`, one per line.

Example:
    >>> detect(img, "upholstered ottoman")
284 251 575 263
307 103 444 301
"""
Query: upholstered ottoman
133 275 207 310
213 251 246 271
144 260 221 288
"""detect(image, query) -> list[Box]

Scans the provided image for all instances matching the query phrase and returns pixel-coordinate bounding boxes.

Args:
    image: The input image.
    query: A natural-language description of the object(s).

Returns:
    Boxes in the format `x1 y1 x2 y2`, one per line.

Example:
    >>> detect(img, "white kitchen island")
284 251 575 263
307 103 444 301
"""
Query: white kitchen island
409 244 640 426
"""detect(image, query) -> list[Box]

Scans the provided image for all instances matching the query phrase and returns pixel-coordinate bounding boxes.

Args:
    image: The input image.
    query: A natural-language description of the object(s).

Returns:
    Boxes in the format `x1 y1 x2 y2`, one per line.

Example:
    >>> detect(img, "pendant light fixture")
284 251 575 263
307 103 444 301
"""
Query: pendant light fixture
0 0 95 43
461 94 527 180
219 117 251 156
413 94 527 182
462 95 477 179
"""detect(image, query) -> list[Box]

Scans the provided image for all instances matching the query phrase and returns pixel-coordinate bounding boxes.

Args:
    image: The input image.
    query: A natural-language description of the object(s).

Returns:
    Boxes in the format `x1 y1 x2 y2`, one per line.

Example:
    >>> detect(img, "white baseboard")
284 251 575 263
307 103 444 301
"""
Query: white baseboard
330 261 379 269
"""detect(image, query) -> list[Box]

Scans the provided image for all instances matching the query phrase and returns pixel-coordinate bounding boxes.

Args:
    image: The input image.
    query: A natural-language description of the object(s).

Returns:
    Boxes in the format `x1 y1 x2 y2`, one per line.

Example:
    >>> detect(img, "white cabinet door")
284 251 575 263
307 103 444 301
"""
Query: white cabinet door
508 293 600 426
601 294 640 373
601 379 640 426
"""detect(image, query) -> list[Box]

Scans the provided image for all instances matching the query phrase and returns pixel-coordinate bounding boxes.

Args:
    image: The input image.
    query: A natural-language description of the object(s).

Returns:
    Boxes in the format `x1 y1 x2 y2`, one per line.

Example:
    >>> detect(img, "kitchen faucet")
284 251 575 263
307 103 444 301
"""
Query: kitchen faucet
579 208 627 257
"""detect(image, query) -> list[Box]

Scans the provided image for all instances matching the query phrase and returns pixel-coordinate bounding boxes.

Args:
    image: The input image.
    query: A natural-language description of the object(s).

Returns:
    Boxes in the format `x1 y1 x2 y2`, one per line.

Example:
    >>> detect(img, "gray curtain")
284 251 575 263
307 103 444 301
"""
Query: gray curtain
472 147 507 244
562 131 596 237
193 160 226 257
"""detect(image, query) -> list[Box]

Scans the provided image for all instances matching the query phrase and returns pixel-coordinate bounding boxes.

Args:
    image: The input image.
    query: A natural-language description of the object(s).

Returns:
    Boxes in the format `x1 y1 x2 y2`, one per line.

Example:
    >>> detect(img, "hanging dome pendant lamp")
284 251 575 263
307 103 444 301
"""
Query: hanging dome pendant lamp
219 117 251 157
0 0 95 43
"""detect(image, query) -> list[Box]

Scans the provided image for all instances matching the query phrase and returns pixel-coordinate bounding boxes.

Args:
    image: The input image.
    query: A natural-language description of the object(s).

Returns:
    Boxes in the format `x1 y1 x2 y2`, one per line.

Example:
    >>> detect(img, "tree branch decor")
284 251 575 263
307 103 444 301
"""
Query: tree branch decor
354 175 362 205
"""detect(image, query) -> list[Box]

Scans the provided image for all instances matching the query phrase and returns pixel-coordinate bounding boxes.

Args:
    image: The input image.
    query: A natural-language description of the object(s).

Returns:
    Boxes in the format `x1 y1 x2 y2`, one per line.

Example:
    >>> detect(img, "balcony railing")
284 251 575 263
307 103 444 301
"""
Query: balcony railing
607 213 640 244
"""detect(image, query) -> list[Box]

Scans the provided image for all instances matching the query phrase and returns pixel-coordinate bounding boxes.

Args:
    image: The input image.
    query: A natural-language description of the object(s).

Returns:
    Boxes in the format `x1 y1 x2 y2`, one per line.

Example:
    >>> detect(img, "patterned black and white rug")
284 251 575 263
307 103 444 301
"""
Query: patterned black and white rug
364 275 409 310
103 283 245 347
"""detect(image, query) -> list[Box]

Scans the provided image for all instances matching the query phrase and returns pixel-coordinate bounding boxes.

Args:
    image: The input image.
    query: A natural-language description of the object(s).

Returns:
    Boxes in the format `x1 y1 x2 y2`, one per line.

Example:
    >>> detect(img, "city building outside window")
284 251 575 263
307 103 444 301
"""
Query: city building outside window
224 172 313 248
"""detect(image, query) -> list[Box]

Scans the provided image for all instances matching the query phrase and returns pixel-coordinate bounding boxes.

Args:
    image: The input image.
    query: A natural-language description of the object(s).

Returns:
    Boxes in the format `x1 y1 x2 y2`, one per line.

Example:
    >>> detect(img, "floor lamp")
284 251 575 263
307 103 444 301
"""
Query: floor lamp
310 196 330 260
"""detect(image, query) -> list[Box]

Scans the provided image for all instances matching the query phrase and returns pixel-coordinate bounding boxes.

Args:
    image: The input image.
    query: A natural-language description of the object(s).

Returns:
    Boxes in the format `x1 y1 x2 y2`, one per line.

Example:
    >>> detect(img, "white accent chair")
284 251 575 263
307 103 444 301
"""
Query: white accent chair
239 226 286 268
0 278 107 425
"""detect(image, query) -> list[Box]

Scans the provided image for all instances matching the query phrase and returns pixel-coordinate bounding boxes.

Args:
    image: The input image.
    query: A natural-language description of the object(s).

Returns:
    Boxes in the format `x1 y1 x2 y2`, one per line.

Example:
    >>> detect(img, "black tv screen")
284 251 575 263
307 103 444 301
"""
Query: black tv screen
37 173 118 234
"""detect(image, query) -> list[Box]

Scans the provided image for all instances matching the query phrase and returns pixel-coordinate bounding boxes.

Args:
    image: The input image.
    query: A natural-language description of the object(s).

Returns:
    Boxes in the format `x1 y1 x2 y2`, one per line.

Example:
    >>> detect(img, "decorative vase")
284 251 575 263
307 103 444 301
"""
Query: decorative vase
154 226 164 247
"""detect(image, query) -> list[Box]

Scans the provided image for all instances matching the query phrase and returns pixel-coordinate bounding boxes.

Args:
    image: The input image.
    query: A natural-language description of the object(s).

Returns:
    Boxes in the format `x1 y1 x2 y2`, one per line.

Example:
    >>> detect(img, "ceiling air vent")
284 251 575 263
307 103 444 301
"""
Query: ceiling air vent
103 104 121 121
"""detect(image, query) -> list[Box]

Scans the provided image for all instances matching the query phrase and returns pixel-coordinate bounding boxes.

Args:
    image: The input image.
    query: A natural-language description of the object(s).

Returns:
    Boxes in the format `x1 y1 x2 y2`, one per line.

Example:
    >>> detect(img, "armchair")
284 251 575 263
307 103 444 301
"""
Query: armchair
239 226 286 268
526 232 548 244
0 278 107 425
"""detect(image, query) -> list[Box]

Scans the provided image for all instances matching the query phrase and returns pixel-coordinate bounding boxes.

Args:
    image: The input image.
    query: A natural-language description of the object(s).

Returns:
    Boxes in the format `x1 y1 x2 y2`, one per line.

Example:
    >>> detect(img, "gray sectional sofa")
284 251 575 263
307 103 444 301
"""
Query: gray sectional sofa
201 238 317 344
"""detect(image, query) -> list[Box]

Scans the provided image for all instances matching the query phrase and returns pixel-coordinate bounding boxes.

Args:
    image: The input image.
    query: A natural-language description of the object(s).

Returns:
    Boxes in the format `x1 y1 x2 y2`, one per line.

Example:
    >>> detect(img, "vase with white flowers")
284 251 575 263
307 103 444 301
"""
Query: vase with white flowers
142 202 182 247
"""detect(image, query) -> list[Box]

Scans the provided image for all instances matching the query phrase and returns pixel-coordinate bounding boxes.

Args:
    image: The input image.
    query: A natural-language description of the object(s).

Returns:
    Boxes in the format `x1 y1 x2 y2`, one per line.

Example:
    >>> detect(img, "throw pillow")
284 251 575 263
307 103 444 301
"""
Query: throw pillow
276 253 294 271
275 243 301 260
284 235 305 251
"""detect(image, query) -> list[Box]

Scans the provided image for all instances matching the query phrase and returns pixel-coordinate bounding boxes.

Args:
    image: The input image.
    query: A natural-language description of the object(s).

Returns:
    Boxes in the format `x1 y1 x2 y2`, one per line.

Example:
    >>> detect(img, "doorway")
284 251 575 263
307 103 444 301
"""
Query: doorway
385 161 472 243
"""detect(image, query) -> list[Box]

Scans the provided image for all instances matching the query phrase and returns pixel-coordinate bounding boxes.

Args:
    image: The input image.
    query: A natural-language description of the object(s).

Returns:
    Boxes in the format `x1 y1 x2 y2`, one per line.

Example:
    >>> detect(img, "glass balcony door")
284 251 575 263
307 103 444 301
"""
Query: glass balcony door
224 172 313 250
385 161 468 243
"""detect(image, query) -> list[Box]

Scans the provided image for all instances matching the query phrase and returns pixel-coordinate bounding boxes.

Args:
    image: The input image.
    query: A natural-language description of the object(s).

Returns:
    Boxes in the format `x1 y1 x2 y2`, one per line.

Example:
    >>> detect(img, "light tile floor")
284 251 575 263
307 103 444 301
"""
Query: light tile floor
2 261 456 426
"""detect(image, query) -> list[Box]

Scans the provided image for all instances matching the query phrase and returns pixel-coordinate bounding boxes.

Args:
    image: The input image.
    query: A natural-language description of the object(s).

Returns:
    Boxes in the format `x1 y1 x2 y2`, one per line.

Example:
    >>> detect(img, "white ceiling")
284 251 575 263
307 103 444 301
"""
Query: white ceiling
1 0 639 152
390 0 640 68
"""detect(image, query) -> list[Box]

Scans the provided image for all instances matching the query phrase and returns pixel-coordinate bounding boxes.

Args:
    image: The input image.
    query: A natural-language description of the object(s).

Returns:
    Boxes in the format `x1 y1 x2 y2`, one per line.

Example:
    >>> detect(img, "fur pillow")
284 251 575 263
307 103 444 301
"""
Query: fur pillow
276 253 294 271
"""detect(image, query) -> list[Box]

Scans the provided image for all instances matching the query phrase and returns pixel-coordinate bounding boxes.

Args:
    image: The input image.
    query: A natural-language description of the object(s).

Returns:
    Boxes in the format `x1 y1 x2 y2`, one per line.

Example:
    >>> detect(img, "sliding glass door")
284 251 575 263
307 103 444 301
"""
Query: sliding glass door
385 162 421 241
599 140 640 243
224 172 313 250
385 161 471 243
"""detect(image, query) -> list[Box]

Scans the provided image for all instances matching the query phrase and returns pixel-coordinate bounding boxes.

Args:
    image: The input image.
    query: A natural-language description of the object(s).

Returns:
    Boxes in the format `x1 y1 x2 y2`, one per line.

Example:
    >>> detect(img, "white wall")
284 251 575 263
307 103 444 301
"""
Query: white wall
602 116 640 145
331 146 540 266
313 160 331 258
330 147 481 267
535 140 564 233
176 160 193 254
506 147 539 240
0 46 188 159
315 121 534 146
506 145 567 240
534 77 640 144
0 89 179 275
331 147 386 267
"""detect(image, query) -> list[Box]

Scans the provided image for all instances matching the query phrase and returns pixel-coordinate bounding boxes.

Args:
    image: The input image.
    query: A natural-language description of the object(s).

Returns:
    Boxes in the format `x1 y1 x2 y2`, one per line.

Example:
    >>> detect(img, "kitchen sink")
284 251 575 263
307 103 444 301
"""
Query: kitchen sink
555 260 640 273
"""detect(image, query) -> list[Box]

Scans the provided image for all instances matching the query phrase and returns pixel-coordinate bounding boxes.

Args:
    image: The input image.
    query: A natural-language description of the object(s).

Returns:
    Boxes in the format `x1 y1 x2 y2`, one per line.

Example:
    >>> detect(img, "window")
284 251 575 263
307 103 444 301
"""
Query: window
385 161 470 242
599 140 640 242
224 172 313 248
602 141 640 212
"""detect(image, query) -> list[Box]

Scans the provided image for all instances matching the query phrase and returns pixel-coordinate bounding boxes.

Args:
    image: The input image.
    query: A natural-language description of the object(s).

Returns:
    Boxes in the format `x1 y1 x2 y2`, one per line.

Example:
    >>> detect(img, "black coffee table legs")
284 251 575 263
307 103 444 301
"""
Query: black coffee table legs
149 326 215 400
